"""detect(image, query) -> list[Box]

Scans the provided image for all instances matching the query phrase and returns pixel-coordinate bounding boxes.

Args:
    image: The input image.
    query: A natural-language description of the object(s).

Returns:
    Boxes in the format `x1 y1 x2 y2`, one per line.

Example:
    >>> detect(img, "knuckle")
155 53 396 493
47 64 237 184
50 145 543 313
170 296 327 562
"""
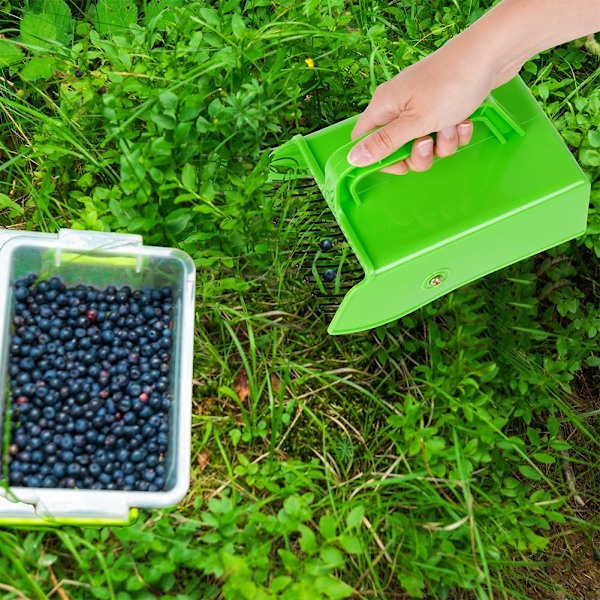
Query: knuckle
369 128 396 153
373 83 387 98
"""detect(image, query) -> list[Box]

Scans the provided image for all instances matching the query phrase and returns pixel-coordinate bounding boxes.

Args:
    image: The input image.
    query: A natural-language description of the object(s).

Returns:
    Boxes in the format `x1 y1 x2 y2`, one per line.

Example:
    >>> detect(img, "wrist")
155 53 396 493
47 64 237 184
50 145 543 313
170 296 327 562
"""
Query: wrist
441 28 524 92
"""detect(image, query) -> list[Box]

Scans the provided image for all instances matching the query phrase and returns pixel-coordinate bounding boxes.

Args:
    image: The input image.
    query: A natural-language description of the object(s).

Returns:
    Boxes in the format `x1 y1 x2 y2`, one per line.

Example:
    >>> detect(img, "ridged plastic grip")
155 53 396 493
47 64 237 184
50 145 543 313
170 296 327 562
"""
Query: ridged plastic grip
324 96 525 207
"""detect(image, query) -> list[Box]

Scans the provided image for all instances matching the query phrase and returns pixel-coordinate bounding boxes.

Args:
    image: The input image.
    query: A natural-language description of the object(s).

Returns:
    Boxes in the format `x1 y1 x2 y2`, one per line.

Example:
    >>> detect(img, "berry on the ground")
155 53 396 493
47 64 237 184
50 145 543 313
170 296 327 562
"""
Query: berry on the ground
322 269 336 283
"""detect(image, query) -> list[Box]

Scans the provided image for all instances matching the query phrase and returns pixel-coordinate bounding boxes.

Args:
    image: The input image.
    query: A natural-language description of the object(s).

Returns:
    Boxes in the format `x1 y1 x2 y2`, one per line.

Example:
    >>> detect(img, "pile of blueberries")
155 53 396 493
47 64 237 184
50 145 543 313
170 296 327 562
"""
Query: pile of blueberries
4 275 174 492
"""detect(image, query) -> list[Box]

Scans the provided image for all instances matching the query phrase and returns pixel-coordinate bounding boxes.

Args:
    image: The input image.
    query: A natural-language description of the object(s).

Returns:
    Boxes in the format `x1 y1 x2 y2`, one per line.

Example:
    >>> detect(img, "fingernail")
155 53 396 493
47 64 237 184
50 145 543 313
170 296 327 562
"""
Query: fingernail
417 139 433 158
348 143 373 166
458 123 472 134
440 127 455 139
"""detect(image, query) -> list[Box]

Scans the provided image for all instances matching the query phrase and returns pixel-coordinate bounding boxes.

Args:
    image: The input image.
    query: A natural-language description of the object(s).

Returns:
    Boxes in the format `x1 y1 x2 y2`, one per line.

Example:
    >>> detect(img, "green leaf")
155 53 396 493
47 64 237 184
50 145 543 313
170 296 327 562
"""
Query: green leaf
151 114 177 130
526 427 540 446
0 194 24 216
20 57 57 81
271 576 292 593
165 209 191 236
538 84 549 101
40 0 73 45
518 465 542 481
20 13 59 50
319 514 336 540
198 7 220 28
400 573 425 597
580 149 600 167
278 549 299 571
319 545 345 569
338 534 362 555
298 524 317 555
561 130 581 146
588 130 600 148
346 505 364 529
181 164 197 190
549 439 570 451
231 13 246 39
21 0 73 49
532 452 556 465
547 415 559 437
313 576 353 599
283 495 301 518
229 428 241 446
144 0 182 27
0 39 24 67
92 0 138 36
159 90 178 112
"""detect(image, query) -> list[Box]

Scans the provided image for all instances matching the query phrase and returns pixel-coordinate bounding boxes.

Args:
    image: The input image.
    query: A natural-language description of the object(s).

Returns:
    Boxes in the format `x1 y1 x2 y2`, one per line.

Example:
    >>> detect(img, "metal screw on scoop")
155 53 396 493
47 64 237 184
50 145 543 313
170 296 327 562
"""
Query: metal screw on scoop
429 275 443 286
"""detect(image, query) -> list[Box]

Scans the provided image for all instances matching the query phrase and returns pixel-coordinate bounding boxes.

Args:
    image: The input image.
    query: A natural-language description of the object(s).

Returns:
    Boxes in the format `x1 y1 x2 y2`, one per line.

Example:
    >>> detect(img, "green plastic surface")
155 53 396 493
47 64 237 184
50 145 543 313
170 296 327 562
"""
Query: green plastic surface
0 508 139 528
270 76 590 335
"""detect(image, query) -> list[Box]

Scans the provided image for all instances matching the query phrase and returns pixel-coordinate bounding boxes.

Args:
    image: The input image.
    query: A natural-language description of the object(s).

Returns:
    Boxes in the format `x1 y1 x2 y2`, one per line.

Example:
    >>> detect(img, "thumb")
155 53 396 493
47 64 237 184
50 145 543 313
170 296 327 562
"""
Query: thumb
347 114 426 167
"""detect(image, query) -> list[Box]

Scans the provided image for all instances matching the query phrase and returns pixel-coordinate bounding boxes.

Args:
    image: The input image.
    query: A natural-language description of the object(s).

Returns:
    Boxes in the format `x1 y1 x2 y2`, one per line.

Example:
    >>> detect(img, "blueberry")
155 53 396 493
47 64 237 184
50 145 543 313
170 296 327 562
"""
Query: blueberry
14 287 30 302
123 412 136 425
14 432 29 447
25 475 41 487
108 448 126 464
61 450 75 464
131 449 145 463
74 419 87 434
42 407 56 419
52 463 66 478
44 443 58 455
322 269 336 283
67 463 82 476
9 276 174 492
40 476 58 488
10 471 25 486
19 357 35 371
141 468 155 482
29 438 42 450
92 416 105 430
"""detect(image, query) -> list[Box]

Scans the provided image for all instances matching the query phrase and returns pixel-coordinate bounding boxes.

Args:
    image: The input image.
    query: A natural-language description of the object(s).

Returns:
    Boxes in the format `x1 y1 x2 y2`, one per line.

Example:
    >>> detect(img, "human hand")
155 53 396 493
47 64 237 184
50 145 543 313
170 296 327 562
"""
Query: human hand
348 38 509 174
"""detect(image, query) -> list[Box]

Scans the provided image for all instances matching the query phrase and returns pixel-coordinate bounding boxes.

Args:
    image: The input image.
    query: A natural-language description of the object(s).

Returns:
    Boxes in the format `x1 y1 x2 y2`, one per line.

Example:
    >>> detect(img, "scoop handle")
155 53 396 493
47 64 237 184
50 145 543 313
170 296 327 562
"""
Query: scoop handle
325 96 525 207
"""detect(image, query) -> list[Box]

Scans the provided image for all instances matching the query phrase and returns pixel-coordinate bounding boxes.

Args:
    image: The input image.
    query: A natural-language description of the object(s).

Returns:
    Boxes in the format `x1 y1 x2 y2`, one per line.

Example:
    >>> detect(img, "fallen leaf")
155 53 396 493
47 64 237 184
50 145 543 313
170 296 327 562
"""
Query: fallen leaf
271 373 281 393
234 370 250 404
197 449 210 471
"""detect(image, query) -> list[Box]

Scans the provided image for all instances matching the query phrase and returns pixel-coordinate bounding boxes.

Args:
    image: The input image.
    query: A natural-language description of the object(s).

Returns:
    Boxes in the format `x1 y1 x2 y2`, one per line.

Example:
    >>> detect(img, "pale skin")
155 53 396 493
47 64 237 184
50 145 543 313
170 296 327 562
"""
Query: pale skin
348 0 600 174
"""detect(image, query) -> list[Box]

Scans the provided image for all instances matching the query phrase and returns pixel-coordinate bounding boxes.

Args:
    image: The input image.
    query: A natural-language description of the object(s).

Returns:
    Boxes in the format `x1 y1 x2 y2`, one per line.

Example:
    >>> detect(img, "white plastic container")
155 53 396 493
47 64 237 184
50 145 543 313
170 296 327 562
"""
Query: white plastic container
0 229 196 525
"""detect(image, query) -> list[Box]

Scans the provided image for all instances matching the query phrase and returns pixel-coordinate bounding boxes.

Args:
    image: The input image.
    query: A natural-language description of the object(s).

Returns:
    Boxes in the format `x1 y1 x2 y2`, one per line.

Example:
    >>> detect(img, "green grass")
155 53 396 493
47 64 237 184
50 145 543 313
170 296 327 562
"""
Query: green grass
0 0 599 598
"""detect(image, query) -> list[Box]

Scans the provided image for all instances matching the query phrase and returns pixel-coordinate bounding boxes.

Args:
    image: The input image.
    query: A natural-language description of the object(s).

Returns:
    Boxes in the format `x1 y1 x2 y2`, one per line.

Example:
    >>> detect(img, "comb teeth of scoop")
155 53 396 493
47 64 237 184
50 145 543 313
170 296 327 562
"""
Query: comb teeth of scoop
270 178 363 315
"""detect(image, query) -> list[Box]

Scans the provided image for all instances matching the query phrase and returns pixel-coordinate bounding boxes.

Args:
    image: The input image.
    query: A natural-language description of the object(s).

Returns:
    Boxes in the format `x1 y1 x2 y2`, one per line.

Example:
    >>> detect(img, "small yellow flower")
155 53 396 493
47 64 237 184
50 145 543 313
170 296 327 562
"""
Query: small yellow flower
305 58 315 69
